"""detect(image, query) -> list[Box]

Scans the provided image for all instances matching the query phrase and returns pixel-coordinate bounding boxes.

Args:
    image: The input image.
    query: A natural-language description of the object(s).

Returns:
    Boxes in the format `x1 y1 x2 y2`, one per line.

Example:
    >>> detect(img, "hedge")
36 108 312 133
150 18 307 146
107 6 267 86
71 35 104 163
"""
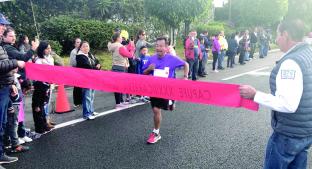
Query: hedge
194 21 236 37
40 16 140 55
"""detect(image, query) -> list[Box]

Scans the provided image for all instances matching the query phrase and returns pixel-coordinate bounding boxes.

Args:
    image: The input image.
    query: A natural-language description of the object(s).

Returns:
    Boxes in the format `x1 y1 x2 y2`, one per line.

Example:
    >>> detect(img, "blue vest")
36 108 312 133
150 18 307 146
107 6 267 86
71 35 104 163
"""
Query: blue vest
270 43 312 137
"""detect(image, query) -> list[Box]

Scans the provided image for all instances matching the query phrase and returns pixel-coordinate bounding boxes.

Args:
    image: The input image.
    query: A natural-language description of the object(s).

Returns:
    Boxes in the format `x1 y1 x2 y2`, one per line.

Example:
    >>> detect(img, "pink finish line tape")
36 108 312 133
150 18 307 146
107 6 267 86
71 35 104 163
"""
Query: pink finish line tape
25 63 259 111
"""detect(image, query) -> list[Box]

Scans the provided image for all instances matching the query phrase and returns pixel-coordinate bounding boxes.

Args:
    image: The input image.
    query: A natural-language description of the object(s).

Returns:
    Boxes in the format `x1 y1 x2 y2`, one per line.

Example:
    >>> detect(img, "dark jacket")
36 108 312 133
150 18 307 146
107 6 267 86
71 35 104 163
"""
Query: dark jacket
250 32 257 43
76 52 100 70
2 42 34 62
0 45 18 86
270 43 312 137
228 38 238 53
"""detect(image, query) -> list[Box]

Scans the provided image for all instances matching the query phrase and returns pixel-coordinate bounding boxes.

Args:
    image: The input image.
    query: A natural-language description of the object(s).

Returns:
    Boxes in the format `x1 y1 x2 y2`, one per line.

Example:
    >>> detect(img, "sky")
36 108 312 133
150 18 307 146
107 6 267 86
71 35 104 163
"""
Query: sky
213 0 228 8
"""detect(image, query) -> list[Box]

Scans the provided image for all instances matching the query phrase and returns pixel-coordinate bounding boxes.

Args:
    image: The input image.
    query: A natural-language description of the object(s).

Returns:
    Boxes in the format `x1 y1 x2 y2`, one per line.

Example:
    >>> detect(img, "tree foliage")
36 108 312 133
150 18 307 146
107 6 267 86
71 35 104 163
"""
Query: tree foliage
286 0 312 30
215 0 288 28
144 0 207 28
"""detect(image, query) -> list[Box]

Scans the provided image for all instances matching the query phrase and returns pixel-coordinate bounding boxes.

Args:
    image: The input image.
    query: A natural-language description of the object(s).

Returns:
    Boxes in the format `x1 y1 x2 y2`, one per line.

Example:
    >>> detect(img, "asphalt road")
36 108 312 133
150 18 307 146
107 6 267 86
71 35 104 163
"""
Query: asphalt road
5 51 312 169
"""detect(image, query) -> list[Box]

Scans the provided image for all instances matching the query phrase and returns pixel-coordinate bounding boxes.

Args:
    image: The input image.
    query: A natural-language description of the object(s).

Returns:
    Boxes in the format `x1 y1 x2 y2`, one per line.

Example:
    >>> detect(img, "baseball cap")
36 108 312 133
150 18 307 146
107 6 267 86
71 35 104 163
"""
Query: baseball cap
0 13 11 25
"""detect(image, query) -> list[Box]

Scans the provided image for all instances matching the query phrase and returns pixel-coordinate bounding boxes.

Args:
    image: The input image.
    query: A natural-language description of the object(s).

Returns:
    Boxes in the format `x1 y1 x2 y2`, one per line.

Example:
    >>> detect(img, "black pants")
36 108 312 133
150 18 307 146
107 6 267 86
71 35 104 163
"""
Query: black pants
187 59 199 81
73 87 82 106
212 52 219 70
112 65 127 104
227 51 235 67
239 49 246 64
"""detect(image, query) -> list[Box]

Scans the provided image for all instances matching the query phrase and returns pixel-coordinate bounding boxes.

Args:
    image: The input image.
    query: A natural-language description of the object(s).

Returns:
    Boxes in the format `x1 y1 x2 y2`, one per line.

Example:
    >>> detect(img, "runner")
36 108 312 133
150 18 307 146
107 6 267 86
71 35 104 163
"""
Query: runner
143 37 189 144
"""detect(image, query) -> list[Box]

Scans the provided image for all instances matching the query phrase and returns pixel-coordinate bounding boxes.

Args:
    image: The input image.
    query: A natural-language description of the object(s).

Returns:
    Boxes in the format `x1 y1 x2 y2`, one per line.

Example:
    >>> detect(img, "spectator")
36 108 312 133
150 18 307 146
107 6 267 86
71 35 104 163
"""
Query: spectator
0 12 25 165
69 38 82 108
217 31 228 70
32 41 55 133
185 30 202 81
227 33 238 68
198 37 208 77
108 33 135 109
135 30 153 58
3 70 30 153
211 34 221 72
249 28 258 59
239 35 248 65
76 41 100 120
1 27 38 62
17 35 30 54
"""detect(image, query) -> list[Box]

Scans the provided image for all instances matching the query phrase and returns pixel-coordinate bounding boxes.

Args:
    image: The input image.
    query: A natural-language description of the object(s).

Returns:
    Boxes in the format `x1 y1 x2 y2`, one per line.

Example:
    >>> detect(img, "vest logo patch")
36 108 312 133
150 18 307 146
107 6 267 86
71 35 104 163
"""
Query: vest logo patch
281 70 296 79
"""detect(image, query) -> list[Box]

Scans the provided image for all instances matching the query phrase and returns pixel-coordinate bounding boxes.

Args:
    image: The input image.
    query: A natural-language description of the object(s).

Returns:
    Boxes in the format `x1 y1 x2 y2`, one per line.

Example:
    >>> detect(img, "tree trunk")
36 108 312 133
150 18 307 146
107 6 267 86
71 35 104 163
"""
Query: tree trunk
184 20 191 37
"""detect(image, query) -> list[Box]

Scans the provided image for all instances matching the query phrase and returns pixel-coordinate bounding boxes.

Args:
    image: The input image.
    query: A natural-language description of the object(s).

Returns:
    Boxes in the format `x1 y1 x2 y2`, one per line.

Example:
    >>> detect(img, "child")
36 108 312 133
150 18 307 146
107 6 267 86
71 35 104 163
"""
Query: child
4 71 30 153
137 46 150 103
138 46 150 75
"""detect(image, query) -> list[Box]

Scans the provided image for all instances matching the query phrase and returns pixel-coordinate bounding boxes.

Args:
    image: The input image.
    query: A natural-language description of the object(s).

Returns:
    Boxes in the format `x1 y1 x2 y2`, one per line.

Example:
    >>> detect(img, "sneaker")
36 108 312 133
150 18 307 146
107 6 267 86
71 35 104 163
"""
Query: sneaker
147 132 161 144
129 98 139 104
10 145 30 153
213 70 219 73
73 104 81 108
0 154 18 164
115 104 127 109
20 136 32 143
141 97 150 103
92 112 99 116
17 138 25 145
83 115 95 120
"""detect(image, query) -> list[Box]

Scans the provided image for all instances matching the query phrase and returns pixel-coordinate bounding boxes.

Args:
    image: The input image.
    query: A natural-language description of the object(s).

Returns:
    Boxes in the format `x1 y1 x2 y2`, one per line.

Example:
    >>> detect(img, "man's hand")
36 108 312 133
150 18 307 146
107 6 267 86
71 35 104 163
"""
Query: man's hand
96 64 101 70
17 61 25 68
239 85 257 100
31 39 39 51
34 107 40 112
147 64 155 71
11 85 18 97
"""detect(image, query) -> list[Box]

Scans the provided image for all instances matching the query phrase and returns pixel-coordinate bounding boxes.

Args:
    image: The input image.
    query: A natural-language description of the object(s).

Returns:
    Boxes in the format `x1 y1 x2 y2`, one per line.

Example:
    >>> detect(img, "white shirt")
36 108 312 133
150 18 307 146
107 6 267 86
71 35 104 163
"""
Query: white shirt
70 48 78 67
254 45 303 113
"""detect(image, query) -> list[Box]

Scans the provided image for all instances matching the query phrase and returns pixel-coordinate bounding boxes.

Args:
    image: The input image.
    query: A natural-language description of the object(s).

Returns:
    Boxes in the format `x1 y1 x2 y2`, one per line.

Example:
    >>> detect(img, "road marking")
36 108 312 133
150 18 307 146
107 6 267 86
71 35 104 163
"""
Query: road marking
54 102 145 129
222 67 270 81
248 72 271 76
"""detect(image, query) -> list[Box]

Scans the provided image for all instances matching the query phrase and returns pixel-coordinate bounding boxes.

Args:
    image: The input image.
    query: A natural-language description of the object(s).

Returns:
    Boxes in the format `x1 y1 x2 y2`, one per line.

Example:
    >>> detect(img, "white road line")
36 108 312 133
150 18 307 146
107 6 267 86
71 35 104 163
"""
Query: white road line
248 72 271 76
222 67 270 81
54 102 145 129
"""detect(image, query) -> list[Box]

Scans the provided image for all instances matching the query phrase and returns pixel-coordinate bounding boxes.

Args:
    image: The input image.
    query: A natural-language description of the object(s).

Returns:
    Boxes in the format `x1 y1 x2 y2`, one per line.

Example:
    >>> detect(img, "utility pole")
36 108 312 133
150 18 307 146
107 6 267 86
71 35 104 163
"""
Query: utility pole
228 0 232 22
30 0 40 40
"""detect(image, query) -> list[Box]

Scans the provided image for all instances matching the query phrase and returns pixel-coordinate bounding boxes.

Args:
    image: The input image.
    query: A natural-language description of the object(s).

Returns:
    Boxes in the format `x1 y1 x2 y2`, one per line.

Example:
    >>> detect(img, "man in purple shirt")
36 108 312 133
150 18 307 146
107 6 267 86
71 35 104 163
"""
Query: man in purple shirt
143 37 189 144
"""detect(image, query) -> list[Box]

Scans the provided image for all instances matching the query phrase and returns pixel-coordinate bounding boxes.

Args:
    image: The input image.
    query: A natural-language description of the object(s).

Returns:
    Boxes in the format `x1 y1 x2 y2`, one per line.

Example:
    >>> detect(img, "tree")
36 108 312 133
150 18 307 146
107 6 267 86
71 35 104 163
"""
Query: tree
215 0 288 28
286 0 312 31
144 0 209 44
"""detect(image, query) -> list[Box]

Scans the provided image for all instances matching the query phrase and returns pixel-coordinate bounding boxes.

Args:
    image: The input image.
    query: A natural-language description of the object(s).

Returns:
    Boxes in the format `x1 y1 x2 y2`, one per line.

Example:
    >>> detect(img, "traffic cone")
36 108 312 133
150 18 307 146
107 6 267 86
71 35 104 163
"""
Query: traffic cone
55 85 74 114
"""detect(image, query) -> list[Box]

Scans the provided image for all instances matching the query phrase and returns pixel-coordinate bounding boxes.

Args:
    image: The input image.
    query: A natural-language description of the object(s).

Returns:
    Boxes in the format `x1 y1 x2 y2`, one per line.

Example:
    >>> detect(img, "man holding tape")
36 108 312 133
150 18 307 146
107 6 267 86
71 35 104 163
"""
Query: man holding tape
240 19 312 169
143 37 189 144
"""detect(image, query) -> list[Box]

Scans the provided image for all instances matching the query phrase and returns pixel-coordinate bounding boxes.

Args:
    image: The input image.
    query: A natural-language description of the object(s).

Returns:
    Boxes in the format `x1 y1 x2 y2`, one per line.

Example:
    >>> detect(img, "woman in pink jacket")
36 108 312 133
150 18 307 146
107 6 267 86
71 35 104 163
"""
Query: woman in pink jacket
184 31 202 81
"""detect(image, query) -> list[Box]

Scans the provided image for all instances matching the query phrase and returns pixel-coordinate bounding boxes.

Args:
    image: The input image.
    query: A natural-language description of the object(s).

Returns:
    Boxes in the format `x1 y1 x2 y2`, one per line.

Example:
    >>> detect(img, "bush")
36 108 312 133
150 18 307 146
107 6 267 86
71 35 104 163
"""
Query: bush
194 21 236 37
48 40 62 55
40 16 140 54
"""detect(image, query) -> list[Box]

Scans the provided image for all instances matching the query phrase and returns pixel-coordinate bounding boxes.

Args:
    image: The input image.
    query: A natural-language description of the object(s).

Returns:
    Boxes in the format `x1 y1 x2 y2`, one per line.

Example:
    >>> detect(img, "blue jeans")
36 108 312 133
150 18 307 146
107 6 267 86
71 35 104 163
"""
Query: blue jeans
4 105 18 147
186 59 198 81
0 86 10 156
82 88 95 118
264 132 312 169
218 50 226 69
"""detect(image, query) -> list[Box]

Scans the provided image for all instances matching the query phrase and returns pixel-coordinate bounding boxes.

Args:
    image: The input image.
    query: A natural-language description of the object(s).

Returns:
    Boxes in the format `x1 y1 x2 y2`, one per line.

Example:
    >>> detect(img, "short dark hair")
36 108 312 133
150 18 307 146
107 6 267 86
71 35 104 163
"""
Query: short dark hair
278 19 305 41
140 45 147 51
3 26 14 37
156 37 168 45
112 33 120 42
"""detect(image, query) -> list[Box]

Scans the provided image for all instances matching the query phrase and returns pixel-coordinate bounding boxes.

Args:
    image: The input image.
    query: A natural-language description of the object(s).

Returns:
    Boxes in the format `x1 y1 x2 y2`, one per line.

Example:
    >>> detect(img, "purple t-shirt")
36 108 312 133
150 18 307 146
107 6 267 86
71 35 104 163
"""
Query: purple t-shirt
142 54 186 78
